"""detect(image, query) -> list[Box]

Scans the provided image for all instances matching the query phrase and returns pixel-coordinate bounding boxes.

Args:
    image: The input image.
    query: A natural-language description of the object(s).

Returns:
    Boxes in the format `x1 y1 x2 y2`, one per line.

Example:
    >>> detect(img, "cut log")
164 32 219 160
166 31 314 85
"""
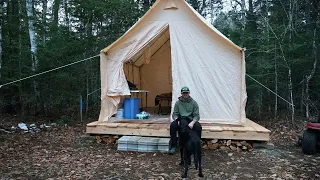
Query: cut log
231 141 238 146
242 142 253 149
203 144 209 149
208 143 219 150
237 147 241 152
110 137 116 143
226 140 232 146
211 139 218 143
101 137 109 143
219 146 228 150
240 141 247 146
230 145 237 151
98 136 118 144
96 136 102 144
222 140 227 145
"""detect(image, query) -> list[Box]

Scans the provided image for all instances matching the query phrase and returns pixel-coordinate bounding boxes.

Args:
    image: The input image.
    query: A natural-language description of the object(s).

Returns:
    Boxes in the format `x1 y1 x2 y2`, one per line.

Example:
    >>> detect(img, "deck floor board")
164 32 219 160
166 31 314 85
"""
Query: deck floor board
86 118 270 141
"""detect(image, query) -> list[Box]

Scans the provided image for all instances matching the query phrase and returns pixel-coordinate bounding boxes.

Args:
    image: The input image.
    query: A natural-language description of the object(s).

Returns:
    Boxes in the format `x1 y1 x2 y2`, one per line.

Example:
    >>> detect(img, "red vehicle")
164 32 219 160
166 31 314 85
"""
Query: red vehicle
301 122 320 155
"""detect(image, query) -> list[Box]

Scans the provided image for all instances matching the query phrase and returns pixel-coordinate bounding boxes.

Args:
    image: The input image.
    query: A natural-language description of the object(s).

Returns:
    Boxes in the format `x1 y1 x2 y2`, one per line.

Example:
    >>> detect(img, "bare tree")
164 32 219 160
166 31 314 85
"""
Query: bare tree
303 0 319 119
26 0 40 109
288 0 295 124
304 29 318 119
26 0 38 73
261 8 295 123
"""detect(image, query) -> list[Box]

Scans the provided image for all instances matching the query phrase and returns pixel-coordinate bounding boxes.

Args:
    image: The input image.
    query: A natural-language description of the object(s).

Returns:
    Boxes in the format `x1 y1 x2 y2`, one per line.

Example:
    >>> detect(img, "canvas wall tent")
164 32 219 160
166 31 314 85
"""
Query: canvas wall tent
98 0 247 125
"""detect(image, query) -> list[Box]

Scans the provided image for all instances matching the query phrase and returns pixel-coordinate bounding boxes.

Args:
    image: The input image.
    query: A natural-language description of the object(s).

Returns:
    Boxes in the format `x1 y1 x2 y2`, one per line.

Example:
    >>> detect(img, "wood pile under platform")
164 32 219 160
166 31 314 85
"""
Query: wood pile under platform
86 118 270 141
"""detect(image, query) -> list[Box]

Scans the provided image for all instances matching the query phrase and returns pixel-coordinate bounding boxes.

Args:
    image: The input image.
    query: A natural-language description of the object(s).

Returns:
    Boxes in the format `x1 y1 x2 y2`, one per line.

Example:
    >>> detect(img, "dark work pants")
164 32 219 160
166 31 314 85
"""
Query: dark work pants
170 119 202 148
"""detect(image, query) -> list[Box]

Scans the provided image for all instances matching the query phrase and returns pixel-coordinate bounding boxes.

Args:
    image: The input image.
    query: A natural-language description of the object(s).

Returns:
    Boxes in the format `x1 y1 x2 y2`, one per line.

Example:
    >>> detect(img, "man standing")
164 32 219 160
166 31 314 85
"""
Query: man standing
169 87 202 154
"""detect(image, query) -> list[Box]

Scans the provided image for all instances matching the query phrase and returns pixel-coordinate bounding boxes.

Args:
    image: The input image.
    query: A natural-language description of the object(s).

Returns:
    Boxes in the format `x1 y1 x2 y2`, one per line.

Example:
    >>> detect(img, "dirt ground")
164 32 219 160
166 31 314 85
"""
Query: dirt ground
0 115 319 180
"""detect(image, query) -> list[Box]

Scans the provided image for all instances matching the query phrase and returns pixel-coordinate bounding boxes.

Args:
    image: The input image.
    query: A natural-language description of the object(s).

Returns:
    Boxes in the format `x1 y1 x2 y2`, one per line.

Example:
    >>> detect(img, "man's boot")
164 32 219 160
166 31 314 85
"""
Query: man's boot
169 146 177 155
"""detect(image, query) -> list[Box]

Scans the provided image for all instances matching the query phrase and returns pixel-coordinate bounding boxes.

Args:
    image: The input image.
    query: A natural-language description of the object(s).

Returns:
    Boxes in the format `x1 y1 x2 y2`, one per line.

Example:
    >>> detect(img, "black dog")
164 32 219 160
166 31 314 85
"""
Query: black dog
178 118 204 178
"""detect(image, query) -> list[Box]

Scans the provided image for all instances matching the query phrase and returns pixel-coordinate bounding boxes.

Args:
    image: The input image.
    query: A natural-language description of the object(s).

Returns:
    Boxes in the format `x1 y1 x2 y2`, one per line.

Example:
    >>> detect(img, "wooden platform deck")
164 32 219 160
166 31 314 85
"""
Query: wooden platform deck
86 118 270 141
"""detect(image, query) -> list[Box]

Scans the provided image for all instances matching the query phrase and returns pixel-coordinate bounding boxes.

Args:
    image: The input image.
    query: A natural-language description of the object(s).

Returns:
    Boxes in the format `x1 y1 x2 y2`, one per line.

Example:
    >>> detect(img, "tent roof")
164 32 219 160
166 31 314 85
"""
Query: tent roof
129 26 170 67
101 0 242 55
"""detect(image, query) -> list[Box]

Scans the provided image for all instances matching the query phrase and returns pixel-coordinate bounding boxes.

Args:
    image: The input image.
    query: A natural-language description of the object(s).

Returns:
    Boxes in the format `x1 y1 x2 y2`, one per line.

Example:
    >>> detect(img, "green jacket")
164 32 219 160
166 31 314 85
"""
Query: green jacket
172 96 200 123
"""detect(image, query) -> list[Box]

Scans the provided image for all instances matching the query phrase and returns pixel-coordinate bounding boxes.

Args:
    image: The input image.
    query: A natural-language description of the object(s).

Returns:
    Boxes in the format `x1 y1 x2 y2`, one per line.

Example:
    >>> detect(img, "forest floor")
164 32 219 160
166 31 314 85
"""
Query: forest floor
0 114 319 180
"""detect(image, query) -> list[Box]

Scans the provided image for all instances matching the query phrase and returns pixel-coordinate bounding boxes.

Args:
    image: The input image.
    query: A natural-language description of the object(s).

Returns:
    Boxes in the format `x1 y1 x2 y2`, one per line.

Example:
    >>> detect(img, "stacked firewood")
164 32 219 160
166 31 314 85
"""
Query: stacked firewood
96 135 119 144
201 139 253 151
95 135 253 152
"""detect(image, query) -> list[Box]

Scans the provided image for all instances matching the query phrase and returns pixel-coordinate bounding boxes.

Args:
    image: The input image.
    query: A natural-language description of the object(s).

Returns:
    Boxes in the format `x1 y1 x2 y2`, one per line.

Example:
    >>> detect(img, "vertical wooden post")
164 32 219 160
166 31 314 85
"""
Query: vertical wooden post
80 95 83 122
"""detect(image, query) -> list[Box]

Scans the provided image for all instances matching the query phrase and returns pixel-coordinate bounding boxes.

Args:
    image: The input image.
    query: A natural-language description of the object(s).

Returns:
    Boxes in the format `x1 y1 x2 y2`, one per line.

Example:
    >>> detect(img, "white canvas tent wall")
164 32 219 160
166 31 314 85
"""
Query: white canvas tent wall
98 0 247 125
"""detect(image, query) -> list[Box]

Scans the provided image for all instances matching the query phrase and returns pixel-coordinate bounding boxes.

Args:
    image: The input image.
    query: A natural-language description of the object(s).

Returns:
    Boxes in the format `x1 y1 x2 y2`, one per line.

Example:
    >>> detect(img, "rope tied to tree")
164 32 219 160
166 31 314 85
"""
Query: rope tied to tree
246 74 295 107
0 54 100 89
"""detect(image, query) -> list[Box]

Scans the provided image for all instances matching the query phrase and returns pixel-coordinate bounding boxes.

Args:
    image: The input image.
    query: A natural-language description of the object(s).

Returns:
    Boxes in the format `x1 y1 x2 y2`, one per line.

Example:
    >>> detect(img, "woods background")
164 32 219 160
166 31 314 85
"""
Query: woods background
0 0 319 123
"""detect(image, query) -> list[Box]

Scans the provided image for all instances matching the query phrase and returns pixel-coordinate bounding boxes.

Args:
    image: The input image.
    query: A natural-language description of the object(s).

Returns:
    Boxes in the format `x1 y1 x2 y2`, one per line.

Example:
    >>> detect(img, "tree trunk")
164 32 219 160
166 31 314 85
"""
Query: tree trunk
26 0 38 73
305 0 311 31
288 0 294 124
18 0 24 117
0 1 3 78
0 1 4 78
64 0 69 29
304 0 319 118
86 76 89 117
86 13 93 39
305 75 309 118
288 69 295 124
41 0 49 116
276 42 295 123
248 0 253 14
239 0 246 46
53 0 61 28
240 0 246 30
273 40 294 123
305 29 318 119
274 43 278 119
301 76 304 115
85 10 93 117
259 90 262 117
210 0 213 24
26 0 40 112
42 0 47 45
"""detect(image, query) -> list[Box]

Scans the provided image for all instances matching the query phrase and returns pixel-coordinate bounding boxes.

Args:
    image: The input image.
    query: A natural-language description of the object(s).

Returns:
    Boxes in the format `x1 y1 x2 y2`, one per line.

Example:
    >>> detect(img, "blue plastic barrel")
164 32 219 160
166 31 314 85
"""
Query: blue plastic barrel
124 98 140 119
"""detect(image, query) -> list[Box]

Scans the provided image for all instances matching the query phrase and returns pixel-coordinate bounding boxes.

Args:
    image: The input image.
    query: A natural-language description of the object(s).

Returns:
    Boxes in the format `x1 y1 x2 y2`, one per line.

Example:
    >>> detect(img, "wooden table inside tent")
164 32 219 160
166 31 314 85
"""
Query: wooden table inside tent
154 94 172 115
